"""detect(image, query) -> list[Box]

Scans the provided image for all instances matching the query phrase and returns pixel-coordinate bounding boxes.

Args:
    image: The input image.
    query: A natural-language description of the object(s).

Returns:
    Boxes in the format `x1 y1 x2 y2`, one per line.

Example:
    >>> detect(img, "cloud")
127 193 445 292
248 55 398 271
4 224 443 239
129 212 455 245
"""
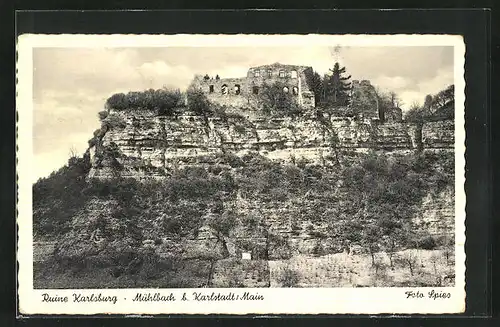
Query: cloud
33 89 101 156
398 91 427 110
340 46 454 81
372 76 411 91
396 67 454 110
137 61 194 89
31 45 455 179
417 68 454 96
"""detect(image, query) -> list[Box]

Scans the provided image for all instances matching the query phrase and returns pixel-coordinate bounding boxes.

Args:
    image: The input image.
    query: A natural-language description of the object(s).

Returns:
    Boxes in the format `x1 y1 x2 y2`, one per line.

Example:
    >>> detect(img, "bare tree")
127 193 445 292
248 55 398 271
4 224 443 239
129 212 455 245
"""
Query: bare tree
430 252 440 276
389 91 402 108
443 247 454 266
68 146 78 159
399 250 418 276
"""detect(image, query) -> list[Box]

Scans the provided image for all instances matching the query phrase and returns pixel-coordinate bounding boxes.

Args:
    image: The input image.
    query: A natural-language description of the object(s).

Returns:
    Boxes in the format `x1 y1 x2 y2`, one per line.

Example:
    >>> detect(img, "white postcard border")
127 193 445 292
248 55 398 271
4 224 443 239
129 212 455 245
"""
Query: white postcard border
17 34 466 315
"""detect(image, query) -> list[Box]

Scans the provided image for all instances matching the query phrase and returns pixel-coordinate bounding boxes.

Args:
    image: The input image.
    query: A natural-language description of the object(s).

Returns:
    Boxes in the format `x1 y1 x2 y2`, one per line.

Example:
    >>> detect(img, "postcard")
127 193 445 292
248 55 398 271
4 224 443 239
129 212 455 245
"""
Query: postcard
17 33 465 315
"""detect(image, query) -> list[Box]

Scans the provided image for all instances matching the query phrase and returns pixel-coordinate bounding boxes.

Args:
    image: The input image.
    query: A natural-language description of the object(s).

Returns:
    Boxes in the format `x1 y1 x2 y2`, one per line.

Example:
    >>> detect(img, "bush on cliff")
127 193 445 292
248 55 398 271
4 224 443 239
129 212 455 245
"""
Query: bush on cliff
404 85 454 123
260 81 303 118
105 88 183 115
102 113 127 130
33 153 91 239
98 110 109 120
186 86 212 116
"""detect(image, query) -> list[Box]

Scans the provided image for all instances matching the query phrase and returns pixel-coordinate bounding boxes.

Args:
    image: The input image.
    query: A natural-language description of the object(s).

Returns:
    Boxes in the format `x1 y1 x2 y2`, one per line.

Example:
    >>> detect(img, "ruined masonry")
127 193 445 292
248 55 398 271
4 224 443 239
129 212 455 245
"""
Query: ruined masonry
191 62 317 109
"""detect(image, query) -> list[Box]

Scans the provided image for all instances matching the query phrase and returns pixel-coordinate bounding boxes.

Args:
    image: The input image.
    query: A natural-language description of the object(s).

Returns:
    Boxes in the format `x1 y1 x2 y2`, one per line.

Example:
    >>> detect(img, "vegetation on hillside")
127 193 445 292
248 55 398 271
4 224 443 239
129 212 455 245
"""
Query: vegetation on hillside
405 85 455 123
259 80 303 118
304 62 352 110
33 146 454 288
105 87 183 115
33 153 91 239
322 62 352 107
37 71 457 288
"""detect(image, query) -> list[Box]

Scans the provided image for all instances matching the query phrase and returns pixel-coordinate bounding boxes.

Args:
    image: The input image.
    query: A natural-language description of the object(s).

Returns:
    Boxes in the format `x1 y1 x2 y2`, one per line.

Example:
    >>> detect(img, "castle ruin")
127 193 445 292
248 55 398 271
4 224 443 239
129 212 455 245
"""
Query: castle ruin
190 62 316 109
189 62 402 123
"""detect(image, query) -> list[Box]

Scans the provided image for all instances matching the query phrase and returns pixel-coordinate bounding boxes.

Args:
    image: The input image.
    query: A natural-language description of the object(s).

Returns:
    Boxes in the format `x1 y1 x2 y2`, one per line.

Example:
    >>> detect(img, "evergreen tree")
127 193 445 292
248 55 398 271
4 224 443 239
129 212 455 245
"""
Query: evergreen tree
323 62 352 107
304 70 323 106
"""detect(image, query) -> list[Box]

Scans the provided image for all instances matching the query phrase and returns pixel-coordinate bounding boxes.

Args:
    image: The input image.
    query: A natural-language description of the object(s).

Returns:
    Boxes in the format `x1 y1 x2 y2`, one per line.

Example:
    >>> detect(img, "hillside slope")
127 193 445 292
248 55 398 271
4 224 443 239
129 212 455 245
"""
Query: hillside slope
33 108 455 288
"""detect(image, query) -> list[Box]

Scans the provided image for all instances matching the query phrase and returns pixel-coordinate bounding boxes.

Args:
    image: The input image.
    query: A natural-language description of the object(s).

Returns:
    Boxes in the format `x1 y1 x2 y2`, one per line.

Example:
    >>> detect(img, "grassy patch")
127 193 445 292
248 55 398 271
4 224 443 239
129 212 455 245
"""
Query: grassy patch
269 249 455 288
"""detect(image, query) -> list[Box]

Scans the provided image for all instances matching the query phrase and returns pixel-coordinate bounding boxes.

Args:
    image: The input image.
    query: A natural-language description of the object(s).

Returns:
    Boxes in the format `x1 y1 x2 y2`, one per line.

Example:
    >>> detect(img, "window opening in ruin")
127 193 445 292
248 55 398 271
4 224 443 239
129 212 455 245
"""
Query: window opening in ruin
279 70 286 78
234 84 241 95
267 69 273 78
209 85 214 93
252 86 259 95
221 84 228 95
242 252 251 260
292 86 299 95
254 70 260 77
283 86 289 93
290 70 298 78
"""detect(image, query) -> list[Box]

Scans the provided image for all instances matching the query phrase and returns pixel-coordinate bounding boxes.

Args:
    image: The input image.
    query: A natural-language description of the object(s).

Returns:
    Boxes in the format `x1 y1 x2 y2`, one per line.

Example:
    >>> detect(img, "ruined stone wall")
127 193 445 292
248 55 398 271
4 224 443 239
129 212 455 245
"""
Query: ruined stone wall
190 63 316 110
191 76 256 108
351 80 379 119
246 64 315 109
423 120 455 148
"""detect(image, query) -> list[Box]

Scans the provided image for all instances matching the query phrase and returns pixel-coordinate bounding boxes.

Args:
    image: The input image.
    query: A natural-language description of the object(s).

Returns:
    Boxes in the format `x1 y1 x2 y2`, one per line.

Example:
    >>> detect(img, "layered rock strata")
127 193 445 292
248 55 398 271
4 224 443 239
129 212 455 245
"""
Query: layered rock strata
88 109 454 179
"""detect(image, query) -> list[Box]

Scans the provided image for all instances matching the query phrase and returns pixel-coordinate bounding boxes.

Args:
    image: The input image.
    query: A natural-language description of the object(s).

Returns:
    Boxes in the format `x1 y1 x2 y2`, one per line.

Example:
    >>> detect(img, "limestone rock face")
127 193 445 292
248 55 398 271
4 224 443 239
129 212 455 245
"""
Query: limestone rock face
87 109 454 179
412 187 455 236
82 109 455 259
351 80 379 119
423 120 455 148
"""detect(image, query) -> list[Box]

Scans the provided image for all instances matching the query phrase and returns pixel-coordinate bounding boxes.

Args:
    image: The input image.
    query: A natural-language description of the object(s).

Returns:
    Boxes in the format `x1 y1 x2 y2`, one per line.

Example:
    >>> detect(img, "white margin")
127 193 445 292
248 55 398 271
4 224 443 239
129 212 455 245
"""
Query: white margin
17 34 466 315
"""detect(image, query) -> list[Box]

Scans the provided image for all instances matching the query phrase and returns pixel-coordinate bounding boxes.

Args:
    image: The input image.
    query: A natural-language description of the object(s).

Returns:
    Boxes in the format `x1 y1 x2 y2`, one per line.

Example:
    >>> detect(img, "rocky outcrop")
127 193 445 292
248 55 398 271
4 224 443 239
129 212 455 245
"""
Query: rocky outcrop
422 120 455 148
412 187 455 236
87 109 454 179
78 108 456 262
351 80 379 119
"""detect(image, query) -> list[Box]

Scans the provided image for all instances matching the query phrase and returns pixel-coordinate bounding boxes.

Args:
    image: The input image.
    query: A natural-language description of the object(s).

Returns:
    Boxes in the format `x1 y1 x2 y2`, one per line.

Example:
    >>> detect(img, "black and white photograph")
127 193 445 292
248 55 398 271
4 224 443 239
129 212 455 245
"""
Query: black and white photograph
17 34 465 315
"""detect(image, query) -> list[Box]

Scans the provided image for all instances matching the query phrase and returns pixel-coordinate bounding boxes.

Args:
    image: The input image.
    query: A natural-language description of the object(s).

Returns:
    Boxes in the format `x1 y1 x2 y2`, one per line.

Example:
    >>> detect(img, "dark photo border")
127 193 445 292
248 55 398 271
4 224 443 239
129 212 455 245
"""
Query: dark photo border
1 6 493 326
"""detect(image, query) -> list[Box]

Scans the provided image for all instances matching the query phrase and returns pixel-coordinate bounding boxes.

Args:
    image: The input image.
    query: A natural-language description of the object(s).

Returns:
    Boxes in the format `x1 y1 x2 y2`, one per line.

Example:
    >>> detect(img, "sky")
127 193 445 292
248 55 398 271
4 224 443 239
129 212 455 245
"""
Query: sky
32 45 454 181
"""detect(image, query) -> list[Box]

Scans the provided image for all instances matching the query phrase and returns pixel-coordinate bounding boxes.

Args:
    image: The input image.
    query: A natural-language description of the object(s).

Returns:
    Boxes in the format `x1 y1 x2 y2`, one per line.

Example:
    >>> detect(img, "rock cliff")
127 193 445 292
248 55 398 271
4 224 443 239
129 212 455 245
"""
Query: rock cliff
79 109 456 260
88 109 454 179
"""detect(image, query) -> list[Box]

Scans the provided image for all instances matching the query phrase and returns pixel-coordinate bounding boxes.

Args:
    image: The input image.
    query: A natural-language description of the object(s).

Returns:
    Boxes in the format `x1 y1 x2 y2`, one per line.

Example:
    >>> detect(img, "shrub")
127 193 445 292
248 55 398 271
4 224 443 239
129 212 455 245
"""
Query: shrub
443 246 454 266
138 251 174 280
309 230 326 238
187 86 212 116
416 235 437 250
395 251 419 276
291 221 301 235
103 114 127 130
278 266 300 287
312 242 326 256
106 93 127 110
372 260 391 286
105 88 183 114
32 154 91 239
155 88 183 116
233 124 247 135
98 110 109 120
